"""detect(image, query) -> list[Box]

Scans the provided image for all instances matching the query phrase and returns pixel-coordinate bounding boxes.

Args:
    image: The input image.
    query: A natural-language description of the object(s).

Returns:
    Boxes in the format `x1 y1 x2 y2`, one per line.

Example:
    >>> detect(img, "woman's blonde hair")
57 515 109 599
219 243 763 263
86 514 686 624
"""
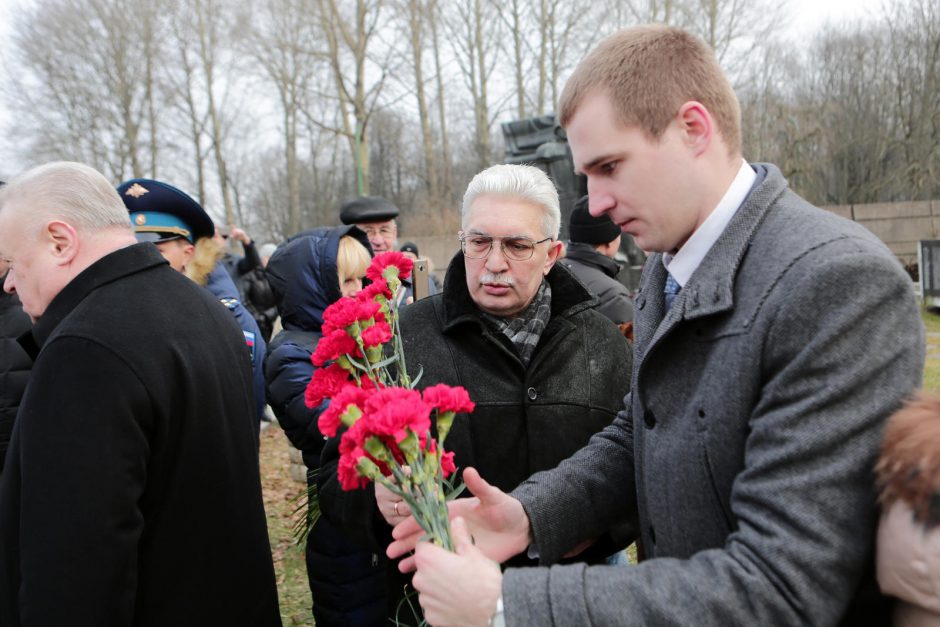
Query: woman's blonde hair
337 235 371 286
184 236 224 286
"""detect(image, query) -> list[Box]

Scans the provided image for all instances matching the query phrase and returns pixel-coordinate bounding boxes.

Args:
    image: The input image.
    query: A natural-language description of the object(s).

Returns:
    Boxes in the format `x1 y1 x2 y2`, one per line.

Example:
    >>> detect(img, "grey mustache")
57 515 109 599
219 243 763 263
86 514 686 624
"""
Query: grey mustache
480 273 514 286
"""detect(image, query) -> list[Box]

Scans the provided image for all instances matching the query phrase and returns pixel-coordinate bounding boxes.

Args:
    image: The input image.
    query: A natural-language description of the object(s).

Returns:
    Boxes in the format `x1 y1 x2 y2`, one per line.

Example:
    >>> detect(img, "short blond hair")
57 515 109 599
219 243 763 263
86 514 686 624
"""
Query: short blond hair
337 235 371 285
559 25 741 154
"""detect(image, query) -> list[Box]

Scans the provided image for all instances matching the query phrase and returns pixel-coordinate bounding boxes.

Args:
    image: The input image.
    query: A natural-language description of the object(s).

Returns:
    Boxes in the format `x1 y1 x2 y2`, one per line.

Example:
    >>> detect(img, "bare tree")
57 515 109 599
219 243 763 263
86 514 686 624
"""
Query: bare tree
4 0 170 180
883 0 940 199
428 0 454 200
445 0 502 170
245 0 319 235
316 0 391 196
601 0 685 30
395 0 440 199
166 0 248 222
686 0 790 86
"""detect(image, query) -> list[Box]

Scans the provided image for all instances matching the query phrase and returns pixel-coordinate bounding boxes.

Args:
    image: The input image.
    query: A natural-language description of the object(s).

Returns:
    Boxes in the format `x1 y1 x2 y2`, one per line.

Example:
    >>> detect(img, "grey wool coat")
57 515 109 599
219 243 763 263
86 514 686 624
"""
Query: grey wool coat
505 164 925 626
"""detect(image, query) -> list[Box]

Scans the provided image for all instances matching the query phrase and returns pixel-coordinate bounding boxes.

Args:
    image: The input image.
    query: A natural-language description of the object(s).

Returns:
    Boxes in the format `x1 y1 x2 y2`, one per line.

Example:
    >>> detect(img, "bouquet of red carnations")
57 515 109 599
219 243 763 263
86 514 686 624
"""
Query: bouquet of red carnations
305 251 474 551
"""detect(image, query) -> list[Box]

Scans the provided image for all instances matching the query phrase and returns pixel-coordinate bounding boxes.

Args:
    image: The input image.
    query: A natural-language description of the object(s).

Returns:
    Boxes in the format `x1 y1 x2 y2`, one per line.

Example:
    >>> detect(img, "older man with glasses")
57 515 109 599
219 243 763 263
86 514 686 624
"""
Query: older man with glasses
316 163 633 624
339 195 437 303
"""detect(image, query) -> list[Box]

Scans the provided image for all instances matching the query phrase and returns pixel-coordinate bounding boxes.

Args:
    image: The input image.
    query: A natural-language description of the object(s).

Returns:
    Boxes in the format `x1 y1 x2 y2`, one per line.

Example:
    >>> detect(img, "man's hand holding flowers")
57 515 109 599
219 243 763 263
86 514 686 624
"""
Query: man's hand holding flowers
388 467 533 573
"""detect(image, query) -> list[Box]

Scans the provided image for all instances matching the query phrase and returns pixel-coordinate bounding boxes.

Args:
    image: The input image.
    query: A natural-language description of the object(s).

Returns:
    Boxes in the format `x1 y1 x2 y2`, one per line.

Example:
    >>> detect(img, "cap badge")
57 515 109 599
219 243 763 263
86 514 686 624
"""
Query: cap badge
125 183 149 198
135 214 147 226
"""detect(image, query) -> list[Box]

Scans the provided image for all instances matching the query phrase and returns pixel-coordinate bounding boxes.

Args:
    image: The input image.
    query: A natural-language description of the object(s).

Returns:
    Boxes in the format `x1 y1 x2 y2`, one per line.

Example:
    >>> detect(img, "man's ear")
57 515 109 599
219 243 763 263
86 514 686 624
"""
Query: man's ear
181 242 195 267
676 101 713 157
543 239 563 275
45 220 80 265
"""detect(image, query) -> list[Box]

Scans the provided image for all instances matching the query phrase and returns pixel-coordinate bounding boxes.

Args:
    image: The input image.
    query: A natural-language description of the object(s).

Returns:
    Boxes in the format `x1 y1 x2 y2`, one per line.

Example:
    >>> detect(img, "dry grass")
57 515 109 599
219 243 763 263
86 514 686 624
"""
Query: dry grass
923 308 940 392
260 424 314 626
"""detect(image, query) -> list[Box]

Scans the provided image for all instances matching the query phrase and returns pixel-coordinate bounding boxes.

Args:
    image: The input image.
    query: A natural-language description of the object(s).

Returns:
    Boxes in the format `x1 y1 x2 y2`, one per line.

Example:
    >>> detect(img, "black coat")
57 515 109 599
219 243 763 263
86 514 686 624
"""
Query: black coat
318 253 633 621
0 243 280 627
0 290 31 473
561 241 634 324
265 227 386 627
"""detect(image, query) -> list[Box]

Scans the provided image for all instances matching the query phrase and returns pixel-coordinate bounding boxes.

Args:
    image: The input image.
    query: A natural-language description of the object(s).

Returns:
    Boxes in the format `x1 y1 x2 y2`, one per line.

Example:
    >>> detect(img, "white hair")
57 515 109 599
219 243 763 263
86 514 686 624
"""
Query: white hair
461 164 561 238
0 161 132 238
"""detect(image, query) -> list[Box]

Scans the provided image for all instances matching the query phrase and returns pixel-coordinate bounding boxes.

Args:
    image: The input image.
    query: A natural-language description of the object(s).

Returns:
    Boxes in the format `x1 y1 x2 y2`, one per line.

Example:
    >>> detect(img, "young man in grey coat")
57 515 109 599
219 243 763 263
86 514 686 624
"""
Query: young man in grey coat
389 25 925 627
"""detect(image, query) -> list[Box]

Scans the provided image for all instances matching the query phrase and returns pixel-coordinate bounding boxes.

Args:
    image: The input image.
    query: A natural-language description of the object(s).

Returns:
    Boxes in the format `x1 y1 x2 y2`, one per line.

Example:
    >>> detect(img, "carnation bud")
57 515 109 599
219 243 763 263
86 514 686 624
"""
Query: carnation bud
356 457 383 481
340 405 362 428
363 436 391 462
397 430 420 461
365 344 383 364
436 411 455 445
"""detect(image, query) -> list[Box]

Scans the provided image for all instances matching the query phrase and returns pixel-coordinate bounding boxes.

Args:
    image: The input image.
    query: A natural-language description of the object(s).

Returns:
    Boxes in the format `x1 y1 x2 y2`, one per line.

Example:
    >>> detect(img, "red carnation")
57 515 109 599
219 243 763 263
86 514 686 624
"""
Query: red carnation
322 298 363 335
337 428 369 490
364 387 431 443
358 279 392 302
422 384 475 415
312 329 360 366
367 251 413 283
361 321 392 348
305 363 351 408
356 299 382 323
441 450 456 477
318 384 370 437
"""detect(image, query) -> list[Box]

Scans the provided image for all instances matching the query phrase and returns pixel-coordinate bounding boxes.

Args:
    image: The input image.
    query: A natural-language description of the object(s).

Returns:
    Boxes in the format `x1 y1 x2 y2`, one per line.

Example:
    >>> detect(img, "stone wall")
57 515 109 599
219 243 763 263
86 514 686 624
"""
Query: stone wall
823 200 940 264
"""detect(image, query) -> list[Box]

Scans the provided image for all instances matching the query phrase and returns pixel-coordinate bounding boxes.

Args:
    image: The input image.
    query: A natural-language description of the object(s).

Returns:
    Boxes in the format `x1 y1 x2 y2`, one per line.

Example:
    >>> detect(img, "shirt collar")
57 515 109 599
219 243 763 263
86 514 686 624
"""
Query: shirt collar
663 160 756 287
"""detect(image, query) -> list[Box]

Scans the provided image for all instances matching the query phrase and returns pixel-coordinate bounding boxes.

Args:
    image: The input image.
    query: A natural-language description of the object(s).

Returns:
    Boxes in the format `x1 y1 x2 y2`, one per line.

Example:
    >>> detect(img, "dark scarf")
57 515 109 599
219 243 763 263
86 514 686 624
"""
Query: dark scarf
481 280 552 365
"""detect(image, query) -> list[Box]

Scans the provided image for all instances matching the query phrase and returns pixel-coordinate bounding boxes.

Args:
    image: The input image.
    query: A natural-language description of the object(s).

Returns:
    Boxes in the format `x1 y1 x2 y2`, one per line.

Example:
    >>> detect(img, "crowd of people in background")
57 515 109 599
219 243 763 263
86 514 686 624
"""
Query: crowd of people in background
0 22 937 627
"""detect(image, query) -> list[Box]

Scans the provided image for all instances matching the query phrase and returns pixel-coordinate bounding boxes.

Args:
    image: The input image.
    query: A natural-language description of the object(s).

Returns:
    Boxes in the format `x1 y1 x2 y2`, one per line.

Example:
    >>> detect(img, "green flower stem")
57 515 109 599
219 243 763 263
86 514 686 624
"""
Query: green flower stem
388 295 411 388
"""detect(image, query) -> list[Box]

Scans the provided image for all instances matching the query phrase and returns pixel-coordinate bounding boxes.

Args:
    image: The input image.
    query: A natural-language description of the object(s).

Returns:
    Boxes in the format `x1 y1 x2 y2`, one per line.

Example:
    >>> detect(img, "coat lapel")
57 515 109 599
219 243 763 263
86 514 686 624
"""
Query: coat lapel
634 164 785 369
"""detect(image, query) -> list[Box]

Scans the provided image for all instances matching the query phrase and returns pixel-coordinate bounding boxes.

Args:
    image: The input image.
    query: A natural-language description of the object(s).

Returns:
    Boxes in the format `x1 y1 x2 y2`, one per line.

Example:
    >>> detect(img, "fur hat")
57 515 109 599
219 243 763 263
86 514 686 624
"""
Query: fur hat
876 391 940 529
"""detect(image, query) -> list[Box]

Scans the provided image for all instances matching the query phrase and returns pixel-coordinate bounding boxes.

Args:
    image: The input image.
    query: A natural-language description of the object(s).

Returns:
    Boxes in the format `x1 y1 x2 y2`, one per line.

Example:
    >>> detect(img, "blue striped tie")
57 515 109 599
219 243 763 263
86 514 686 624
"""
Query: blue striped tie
664 273 681 311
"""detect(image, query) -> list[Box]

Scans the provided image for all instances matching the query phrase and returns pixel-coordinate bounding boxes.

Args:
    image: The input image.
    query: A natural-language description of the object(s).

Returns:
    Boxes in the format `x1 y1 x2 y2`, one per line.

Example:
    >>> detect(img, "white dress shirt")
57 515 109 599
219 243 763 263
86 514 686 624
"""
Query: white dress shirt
663 160 757 287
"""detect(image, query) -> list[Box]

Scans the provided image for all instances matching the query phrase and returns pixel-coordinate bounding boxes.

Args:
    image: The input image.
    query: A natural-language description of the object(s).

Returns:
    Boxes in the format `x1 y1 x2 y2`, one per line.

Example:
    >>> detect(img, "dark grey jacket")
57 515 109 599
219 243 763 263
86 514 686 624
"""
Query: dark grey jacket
561 242 634 324
507 164 925 626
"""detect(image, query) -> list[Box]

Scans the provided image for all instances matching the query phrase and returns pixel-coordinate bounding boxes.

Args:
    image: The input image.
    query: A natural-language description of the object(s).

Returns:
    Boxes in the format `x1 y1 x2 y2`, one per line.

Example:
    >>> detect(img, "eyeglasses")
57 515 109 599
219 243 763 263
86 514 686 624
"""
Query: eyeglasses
458 232 553 261
360 225 397 238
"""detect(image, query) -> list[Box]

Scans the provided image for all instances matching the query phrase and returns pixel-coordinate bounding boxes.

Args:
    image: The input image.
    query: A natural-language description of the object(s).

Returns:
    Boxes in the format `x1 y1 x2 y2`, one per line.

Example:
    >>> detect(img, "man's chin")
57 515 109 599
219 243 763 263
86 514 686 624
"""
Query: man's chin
474 294 525 318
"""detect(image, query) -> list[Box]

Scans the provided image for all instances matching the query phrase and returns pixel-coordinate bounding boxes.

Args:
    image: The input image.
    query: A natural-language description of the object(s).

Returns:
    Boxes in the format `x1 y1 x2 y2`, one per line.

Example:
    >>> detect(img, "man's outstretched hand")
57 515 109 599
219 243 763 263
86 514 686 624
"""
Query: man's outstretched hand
387 467 532 572
412 517 502 627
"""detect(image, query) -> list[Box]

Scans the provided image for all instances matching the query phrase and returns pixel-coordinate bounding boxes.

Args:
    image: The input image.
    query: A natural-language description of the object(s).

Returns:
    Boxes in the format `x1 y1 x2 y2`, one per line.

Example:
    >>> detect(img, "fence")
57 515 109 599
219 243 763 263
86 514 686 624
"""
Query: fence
823 200 940 266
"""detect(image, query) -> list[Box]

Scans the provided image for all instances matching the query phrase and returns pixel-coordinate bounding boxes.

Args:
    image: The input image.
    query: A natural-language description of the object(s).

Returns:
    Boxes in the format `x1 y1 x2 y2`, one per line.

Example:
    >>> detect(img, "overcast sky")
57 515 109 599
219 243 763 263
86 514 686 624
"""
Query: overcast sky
787 0 887 35
0 0 891 177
